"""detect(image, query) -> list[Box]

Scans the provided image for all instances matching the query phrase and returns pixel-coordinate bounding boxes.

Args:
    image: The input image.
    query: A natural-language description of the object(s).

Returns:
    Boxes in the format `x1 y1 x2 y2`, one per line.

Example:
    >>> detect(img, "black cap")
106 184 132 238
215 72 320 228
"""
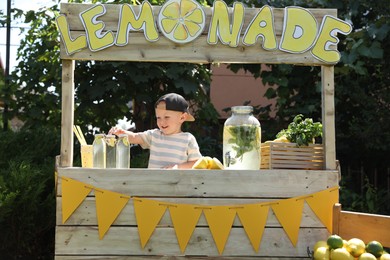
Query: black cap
155 93 195 122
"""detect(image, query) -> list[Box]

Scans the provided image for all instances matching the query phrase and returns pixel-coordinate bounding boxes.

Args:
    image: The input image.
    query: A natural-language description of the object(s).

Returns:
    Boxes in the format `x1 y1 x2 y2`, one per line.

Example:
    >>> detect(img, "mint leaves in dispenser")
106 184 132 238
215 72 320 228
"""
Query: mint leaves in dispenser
223 106 261 170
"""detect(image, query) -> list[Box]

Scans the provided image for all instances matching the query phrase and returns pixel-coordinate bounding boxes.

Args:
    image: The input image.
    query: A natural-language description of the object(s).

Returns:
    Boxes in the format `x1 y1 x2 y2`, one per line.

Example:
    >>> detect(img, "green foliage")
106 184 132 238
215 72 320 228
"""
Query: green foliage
0 127 61 168
0 127 58 259
340 176 390 215
276 114 322 146
9 5 61 129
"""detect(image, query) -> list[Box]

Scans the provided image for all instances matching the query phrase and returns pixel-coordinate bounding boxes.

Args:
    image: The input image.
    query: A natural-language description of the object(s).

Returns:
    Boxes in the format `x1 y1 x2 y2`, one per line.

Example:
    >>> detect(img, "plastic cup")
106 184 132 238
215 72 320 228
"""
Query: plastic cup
81 145 93 168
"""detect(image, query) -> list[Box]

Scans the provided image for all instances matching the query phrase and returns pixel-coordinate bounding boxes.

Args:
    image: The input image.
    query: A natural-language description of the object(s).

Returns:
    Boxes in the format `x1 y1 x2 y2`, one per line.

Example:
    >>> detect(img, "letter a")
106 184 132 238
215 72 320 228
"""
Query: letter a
242 5 277 50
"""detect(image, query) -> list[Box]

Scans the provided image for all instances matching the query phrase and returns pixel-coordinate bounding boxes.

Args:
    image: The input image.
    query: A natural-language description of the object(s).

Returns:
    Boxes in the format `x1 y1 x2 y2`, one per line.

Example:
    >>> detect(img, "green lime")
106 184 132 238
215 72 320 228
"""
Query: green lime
366 241 384 258
327 234 344 249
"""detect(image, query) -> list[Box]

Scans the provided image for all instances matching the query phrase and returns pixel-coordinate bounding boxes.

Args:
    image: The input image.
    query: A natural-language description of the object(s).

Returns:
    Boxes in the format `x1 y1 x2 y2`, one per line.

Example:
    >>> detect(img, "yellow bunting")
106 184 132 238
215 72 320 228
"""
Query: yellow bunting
203 205 237 254
169 204 203 253
305 186 339 233
95 188 130 239
236 203 269 252
61 177 92 224
133 197 168 248
271 198 304 246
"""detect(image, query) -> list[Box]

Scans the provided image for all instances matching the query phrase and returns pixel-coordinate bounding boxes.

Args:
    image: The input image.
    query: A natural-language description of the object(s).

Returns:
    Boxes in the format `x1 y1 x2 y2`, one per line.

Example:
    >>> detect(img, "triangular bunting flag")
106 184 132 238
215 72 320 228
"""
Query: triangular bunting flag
61 177 92 223
271 198 304 246
169 203 203 253
95 188 130 239
133 197 168 248
305 186 339 233
236 203 269 252
203 205 237 255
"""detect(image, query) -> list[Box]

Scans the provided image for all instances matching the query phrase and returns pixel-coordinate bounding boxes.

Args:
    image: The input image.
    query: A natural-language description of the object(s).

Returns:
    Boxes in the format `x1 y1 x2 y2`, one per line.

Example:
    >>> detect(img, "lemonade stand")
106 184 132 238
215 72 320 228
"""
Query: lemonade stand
55 1 354 259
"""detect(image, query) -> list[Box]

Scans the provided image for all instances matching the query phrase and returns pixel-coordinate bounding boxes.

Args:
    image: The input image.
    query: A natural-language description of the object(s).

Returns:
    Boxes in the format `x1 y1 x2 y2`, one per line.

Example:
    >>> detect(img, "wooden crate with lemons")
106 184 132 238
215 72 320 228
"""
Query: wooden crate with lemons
54 1 389 260
261 114 325 170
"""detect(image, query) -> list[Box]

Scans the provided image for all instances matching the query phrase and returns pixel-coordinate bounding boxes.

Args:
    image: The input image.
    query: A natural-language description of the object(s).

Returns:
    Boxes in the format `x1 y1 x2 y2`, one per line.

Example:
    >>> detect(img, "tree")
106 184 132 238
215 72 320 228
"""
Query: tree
8 0 219 143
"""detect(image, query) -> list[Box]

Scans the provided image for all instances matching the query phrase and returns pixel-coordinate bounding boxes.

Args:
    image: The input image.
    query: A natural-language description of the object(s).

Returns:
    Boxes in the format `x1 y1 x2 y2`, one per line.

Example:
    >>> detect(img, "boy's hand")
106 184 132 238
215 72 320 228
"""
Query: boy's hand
109 127 125 136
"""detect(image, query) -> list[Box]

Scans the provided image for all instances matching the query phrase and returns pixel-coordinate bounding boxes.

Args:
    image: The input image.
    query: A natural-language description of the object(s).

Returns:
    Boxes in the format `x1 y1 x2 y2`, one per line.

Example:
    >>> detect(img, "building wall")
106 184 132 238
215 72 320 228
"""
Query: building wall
210 64 276 119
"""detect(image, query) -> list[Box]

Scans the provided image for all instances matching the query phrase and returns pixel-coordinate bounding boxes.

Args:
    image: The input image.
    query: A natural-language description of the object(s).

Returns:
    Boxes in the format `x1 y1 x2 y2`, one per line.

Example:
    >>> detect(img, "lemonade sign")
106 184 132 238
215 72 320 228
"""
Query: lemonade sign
56 0 352 63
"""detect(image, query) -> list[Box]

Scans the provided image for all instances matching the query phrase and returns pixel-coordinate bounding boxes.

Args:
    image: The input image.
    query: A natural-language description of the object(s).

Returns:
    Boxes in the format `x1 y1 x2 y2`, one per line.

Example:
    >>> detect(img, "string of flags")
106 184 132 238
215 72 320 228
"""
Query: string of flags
60 175 339 254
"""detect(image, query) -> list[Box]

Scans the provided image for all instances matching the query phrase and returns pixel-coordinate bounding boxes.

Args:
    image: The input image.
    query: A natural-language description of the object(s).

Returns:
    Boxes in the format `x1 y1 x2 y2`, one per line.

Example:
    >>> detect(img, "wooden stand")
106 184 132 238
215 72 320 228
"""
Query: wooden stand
56 3 342 259
56 168 339 259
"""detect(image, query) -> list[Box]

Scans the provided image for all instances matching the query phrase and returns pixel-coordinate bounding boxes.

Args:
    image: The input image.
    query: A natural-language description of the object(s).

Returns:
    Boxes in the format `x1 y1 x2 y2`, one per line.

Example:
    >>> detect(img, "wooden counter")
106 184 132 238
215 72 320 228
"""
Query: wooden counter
55 168 339 259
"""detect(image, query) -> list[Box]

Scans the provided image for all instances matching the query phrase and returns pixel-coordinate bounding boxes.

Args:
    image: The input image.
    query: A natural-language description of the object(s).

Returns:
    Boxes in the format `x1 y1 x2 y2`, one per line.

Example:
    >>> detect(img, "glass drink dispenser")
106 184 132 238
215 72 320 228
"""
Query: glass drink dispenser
223 106 261 170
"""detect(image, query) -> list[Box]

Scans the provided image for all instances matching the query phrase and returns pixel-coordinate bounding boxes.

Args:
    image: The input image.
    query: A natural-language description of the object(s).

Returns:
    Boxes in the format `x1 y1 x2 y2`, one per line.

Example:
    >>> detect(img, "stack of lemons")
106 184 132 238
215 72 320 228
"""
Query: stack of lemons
313 234 389 260
192 156 224 170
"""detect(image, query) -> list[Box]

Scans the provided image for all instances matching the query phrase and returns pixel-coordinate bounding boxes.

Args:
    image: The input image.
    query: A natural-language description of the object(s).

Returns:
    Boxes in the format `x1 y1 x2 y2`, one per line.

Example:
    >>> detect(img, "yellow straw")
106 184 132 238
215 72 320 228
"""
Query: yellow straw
76 125 87 145
73 125 86 145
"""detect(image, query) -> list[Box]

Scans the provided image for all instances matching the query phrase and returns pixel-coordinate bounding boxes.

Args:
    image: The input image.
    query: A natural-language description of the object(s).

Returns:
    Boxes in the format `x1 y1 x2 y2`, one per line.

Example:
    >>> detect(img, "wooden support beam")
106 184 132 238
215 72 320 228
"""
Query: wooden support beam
60 60 75 167
322 66 336 170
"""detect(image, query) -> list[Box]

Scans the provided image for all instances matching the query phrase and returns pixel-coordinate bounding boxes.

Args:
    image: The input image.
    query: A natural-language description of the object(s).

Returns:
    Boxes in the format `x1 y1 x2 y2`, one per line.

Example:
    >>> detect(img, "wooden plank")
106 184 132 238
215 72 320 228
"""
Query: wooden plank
332 203 341 235
333 205 390 247
60 60 75 167
59 3 337 65
60 34 327 65
55 226 327 257
55 256 312 260
321 66 336 170
56 168 339 197
261 143 324 170
60 3 336 34
56 197 325 228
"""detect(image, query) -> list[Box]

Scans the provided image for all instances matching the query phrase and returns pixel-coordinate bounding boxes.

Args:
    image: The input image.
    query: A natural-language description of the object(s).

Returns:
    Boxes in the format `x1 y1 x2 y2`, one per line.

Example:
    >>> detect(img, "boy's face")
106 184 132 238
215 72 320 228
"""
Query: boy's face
155 101 187 135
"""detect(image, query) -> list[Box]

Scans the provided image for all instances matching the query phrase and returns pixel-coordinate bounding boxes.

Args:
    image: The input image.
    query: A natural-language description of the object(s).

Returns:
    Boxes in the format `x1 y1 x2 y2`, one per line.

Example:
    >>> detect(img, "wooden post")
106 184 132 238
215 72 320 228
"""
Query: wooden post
332 203 341 235
321 66 337 170
60 59 75 167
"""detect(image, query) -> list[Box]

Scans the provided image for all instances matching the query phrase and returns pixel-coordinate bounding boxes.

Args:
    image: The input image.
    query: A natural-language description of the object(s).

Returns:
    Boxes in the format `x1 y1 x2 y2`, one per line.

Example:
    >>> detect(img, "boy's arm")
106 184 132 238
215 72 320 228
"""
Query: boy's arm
164 160 197 169
108 127 145 145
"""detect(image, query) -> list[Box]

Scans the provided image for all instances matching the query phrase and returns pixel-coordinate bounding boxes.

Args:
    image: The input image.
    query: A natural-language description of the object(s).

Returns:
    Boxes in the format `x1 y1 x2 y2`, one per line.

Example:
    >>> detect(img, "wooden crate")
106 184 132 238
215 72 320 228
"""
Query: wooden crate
261 142 324 170
333 203 390 247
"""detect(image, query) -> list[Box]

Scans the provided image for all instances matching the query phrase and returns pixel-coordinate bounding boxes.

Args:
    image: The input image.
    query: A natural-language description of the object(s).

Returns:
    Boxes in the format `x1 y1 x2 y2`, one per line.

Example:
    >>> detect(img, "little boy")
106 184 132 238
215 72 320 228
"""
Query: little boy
109 93 202 169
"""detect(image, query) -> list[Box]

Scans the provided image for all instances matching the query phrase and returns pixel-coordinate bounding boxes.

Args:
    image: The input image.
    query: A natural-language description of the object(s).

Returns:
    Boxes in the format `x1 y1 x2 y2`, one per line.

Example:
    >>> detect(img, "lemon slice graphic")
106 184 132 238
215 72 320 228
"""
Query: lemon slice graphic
158 0 205 43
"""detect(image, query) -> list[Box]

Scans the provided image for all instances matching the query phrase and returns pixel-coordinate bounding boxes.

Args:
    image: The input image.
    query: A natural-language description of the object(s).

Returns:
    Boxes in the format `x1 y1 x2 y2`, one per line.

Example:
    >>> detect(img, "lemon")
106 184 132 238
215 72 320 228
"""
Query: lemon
359 252 377 260
158 0 205 43
380 253 390 260
273 135 289 143
209 157 224 169
327 234 344 250
346 238 365 257
366 241 384 258
313 246 330 260
330 247 354 260
314 240 328 252
192 157 210 169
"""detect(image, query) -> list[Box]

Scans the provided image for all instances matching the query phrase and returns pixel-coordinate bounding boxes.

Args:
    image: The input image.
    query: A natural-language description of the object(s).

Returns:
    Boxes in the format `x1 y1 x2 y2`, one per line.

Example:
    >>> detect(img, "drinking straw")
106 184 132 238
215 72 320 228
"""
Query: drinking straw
76 125 87 145
73 125 87 145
